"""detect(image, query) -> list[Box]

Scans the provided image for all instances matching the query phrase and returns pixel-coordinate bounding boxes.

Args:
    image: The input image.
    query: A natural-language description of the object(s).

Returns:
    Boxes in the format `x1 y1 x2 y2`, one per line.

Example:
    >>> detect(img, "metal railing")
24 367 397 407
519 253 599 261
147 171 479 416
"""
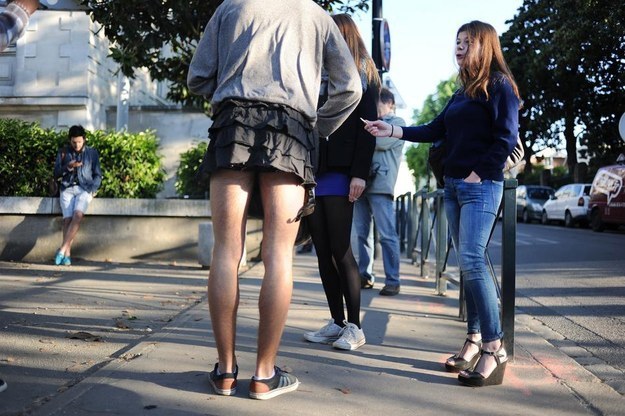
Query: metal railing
395 179 518 357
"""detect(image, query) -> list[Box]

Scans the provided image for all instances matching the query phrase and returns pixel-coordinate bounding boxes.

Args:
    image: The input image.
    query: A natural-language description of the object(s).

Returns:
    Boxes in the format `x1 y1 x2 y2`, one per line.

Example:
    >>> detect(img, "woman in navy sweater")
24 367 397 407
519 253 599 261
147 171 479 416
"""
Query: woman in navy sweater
364 20 520 386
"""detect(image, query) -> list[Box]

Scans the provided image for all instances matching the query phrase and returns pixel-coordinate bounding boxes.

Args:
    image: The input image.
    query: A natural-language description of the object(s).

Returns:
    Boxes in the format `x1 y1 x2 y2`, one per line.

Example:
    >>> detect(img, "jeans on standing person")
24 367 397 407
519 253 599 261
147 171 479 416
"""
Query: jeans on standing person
353 194 401 287
444 177 504 342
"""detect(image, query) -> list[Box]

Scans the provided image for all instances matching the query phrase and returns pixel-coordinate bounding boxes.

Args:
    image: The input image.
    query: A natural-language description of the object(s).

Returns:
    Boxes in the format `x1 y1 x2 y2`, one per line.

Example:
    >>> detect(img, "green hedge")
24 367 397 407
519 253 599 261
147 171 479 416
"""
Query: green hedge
0 119 165 198
175 141 208 199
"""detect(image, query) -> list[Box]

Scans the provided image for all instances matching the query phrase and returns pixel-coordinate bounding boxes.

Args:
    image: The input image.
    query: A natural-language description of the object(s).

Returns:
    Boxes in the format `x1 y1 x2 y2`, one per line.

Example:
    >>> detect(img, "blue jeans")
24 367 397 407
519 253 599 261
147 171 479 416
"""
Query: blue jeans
444 178 503 342
353 194 401 287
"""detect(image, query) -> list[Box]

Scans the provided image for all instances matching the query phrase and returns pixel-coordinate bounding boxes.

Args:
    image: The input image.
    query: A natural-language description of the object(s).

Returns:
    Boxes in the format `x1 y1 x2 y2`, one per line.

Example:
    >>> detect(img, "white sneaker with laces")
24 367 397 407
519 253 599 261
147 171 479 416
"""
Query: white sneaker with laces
303 319 343 343
332 321 366 350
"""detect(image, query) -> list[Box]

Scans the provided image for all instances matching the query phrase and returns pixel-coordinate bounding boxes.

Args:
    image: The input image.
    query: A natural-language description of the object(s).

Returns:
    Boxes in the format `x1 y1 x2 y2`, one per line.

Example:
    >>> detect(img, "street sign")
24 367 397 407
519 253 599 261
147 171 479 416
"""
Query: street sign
379 18 391 71
619 112 625 142
372 18 391 73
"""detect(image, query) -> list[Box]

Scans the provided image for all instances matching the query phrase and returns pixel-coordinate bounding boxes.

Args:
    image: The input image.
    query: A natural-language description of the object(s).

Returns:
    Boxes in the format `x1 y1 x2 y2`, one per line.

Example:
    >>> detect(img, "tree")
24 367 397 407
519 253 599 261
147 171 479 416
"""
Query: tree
501 0 625 174
80 0 369 111
405 76 457 188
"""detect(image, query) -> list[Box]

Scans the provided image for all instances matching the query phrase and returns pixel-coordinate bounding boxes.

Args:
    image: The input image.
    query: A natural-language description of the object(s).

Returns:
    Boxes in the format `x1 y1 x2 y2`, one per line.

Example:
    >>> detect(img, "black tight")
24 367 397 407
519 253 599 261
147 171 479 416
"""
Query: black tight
307 196 361 328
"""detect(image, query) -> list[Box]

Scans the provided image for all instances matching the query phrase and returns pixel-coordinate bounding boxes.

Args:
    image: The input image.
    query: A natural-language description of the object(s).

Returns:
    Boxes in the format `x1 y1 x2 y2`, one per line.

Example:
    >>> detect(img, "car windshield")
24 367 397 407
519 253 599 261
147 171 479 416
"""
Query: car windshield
528 188 553 200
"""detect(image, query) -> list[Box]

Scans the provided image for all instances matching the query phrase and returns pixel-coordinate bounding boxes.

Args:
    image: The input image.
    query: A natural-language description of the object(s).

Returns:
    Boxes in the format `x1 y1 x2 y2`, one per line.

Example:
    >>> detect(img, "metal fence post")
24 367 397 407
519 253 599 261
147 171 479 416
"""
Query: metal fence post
420 191 430 277
406 192 414 258
434 190 448 295
501 178 517 359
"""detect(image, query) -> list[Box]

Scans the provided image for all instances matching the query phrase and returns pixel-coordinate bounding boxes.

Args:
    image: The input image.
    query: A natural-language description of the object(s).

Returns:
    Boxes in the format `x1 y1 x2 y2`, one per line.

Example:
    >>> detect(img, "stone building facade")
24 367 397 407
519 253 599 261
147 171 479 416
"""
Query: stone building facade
0 6 211 198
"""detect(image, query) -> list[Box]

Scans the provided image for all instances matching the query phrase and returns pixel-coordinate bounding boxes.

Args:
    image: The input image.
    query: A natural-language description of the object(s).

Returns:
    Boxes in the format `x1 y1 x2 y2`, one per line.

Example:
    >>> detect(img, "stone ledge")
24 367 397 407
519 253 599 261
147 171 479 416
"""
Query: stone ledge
0 197 261 264
0 197 211 217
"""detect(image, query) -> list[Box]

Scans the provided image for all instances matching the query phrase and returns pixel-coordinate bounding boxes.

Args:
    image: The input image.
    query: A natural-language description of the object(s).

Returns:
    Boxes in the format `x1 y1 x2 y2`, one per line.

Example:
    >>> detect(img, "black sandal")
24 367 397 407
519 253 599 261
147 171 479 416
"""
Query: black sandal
444 337 482 373
458 344 508 387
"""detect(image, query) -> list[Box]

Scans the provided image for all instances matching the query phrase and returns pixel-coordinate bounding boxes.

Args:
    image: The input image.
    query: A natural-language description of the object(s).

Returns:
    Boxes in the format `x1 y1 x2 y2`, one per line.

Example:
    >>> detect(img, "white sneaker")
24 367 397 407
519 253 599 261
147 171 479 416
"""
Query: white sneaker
303 319 343 343
332 321 366 350
0 379 7 393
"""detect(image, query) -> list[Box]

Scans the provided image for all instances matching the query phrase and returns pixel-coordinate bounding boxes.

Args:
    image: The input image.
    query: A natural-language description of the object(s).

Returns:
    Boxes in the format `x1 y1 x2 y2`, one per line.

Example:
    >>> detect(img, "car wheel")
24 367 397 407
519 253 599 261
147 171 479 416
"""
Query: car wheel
522 209 529 223
541 211 549 225
590 209 604 232
564 211 574 228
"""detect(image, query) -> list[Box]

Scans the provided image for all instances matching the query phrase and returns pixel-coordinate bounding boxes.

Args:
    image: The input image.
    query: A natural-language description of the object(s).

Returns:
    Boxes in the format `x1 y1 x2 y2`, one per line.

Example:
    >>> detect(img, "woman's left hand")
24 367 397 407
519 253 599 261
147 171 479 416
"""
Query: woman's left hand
349 177 366 203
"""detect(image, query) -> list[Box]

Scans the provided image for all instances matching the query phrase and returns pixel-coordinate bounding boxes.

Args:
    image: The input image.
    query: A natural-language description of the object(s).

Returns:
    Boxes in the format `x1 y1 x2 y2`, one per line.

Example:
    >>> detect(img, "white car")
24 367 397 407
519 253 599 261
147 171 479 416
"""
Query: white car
541 183 592 227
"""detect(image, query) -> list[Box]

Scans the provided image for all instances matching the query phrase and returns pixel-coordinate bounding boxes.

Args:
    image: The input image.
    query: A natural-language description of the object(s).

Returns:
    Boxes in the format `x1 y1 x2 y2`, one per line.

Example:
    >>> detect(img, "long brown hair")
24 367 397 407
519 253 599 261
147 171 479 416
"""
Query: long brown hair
456 20 520 101
332 13 381 92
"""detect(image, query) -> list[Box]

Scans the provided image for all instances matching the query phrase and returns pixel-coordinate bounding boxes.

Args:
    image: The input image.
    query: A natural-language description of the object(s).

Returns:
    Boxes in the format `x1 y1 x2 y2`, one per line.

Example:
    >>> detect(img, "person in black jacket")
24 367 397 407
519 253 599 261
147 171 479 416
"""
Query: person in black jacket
303 14 380 351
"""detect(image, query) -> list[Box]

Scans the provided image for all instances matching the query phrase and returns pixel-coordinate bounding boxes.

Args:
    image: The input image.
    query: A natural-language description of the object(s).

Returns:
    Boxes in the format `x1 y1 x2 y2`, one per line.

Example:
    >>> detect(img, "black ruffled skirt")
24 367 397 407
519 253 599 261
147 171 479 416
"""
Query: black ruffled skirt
200 100 317 186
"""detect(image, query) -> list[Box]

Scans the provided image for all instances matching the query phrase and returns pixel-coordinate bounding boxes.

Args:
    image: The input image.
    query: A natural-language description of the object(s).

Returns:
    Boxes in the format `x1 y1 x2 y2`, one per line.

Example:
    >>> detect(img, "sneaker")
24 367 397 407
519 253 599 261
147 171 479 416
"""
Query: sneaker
303 319 343 343
54 250 64 265
379 284 400 296
62 256 72 266
0 379 6 393
249 366 299 400
208 363 238 396
332 321 366 350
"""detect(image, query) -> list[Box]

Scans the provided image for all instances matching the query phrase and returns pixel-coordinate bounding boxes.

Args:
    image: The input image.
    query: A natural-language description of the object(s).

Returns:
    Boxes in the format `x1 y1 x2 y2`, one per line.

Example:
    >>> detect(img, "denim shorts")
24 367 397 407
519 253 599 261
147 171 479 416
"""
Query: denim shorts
60 185 93 218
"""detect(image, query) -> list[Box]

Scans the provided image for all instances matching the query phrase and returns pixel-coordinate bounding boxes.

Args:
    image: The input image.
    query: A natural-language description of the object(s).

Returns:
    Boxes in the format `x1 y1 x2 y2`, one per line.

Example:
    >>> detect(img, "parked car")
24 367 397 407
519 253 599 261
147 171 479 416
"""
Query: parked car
588 155 625 232
516 185 555 223
541 183 592 227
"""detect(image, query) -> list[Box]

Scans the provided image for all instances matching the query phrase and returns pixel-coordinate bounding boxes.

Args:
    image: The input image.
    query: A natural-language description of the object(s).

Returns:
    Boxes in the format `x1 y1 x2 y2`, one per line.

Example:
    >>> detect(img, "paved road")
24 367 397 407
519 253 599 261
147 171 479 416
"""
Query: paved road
490 222 625 395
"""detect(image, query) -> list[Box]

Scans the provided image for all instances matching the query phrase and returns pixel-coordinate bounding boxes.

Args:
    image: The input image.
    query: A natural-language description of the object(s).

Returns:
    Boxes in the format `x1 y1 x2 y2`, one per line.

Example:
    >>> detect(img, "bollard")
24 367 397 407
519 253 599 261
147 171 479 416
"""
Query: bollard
198 222 214 269
501 178 518 358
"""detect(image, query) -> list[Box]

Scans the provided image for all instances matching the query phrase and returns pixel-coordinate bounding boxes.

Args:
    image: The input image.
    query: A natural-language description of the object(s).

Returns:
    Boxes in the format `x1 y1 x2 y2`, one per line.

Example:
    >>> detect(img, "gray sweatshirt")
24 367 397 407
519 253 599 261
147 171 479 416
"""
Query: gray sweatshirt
187 0 362 138
366 113 406 196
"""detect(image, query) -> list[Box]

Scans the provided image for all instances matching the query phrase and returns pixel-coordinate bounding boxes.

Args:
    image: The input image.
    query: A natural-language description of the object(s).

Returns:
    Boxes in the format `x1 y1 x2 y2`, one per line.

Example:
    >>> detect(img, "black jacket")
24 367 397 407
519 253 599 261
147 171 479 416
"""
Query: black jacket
318 82 378 180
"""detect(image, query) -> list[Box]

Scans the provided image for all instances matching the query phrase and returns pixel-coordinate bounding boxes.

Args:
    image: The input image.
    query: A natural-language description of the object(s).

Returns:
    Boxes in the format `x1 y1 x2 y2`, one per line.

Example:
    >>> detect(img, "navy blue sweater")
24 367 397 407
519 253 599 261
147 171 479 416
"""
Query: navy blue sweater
403 74 519 181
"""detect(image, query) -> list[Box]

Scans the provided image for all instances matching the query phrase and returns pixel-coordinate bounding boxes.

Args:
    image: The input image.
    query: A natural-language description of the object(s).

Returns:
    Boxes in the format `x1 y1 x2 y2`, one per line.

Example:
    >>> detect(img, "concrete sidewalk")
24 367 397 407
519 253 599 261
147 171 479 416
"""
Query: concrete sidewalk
25 253 625 416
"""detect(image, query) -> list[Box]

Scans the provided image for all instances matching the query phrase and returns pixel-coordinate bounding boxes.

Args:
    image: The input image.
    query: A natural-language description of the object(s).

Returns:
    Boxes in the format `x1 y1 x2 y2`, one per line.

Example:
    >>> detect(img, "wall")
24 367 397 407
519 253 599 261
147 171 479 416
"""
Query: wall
0 197 263 264
0 8 175 129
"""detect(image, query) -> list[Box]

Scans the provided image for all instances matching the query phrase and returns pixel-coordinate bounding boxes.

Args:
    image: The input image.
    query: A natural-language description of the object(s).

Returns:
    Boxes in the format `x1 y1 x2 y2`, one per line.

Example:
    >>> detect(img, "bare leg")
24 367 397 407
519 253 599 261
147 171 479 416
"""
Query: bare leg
208 170 254 374
60 211 84 257
61 218 71 253
255 172 304 378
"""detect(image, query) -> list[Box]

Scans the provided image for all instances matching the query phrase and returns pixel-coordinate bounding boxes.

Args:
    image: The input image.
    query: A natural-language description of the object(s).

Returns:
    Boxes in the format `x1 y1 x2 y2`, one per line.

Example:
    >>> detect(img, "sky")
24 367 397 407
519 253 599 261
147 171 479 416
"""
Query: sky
353 0 524 123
